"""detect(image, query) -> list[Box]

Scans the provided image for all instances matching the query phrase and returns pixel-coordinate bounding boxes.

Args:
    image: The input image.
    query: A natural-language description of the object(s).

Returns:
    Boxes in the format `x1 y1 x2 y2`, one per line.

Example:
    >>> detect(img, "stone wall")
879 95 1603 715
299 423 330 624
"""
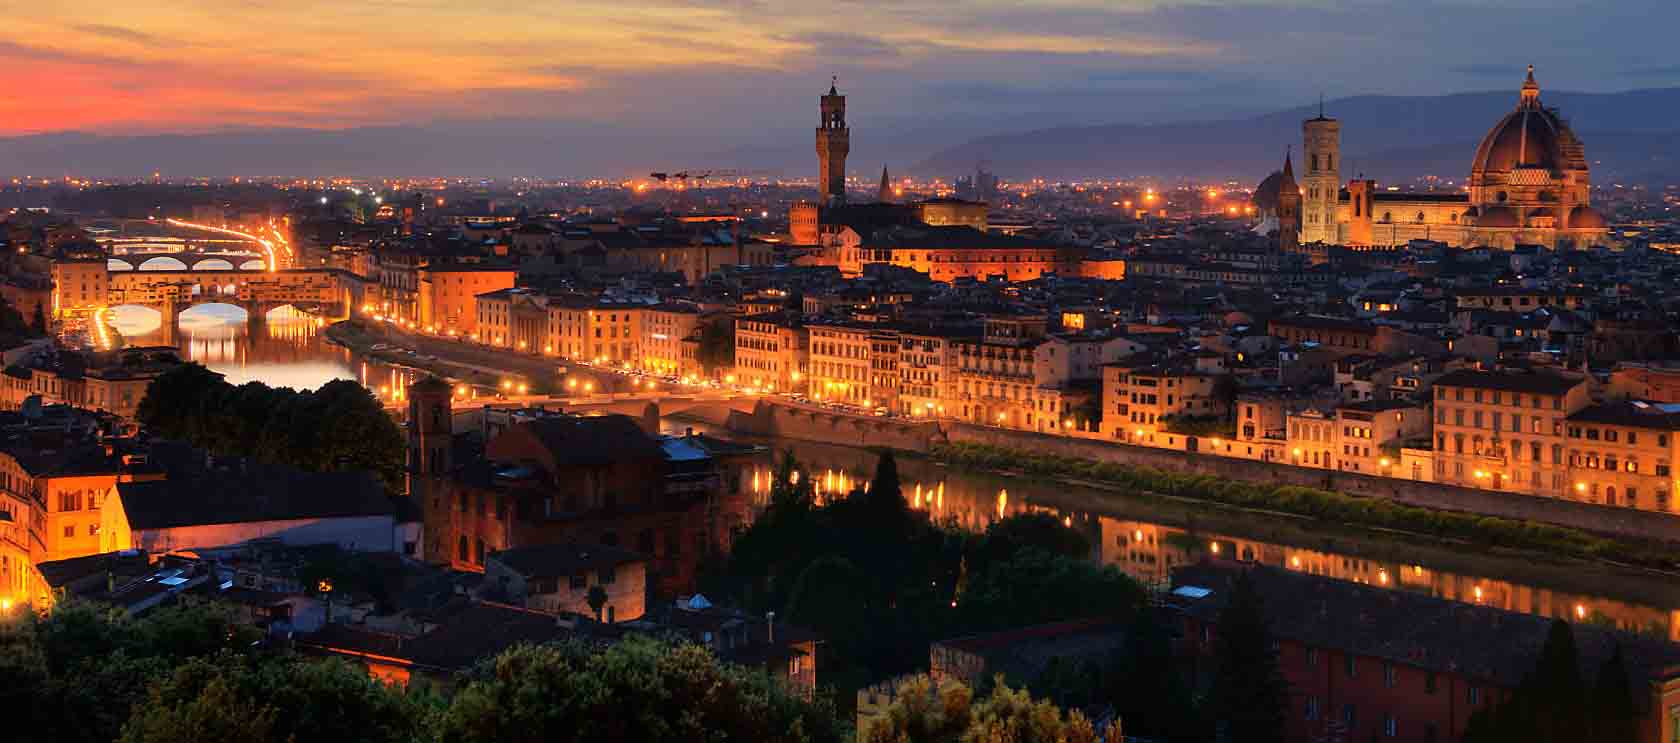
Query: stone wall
945 423 1680 544
726 401 946 452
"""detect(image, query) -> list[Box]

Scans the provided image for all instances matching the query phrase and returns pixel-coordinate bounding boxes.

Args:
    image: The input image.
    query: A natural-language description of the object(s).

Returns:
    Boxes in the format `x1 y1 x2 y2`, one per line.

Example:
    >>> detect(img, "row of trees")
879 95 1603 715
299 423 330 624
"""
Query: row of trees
1464 619 1641 743
136 364 406 491
2 601 847 743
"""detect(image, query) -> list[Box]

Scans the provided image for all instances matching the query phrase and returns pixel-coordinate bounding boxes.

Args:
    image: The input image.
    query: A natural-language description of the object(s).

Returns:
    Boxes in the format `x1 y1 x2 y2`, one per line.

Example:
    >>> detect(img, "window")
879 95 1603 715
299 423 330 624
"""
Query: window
597 567 616 585
1384 714 1398 737
1307 647 1319 667
1342 703 1357 727
569 573 587 590
1306 696 1320 720
1425 671 1438 694
63 525 75 538
1345 655 1357 678
1469 686 1481 705
1383 662 1396 688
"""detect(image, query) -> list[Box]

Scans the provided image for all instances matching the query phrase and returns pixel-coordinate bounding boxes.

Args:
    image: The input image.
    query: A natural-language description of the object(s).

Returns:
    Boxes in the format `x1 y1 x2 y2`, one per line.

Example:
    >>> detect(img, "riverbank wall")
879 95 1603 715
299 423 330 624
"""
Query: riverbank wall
943 423 1680 545
706 401 1680 544
721 401 947 453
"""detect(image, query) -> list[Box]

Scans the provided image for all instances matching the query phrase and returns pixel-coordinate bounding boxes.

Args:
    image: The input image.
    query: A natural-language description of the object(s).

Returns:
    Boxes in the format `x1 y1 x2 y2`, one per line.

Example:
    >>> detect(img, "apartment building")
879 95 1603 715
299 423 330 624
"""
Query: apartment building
807 322 876 405
953 316 1048 429
1430 369 1588 497
733 312 807 392
1563 400 1680 512
897 327 971 418
1330 399 1430 475
1101 363 1229 444
642 304 705 378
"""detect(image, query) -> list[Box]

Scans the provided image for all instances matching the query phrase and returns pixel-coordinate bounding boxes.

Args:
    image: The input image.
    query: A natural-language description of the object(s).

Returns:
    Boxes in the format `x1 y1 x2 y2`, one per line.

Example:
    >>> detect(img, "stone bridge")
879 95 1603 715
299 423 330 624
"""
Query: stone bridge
107 252 269 272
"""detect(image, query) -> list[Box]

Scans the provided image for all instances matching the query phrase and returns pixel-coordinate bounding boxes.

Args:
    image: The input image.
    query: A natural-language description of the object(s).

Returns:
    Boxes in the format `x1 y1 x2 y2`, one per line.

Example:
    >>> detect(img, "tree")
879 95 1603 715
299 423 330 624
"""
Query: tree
1105 609 1199 743
952 549 1141 633
586 585 607 621
118 654 430 743
1205 570 1290 743
1589 644 1637 743
860 675 1118 743
136 365 406 491
31 302 47 335
971 513 1089 572
784 555 874 649
696 318 735 375
1526 619 1586 741
437 638 845 743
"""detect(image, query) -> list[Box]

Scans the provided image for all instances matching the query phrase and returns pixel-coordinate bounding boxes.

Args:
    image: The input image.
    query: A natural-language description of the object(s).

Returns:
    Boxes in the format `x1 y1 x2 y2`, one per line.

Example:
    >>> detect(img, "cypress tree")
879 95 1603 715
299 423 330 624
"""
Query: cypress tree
1206 570 1290 743
1589 644 1637 743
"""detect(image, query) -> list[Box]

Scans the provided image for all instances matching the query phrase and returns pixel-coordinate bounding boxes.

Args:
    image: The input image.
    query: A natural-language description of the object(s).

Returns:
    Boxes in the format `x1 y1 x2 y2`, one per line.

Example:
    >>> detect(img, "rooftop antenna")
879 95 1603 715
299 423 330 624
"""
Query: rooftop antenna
1318 93 1325 119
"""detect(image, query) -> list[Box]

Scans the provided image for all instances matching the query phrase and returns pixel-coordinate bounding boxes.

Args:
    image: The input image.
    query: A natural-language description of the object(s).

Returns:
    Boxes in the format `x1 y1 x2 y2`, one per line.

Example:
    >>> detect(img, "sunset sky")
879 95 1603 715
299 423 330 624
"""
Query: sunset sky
1 0 1675 140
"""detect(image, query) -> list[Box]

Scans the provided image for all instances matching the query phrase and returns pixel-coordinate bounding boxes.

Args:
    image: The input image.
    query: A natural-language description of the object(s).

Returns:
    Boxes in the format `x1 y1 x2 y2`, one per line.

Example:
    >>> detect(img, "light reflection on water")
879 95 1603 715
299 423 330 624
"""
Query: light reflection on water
688 423 1680 642
109 302 361 390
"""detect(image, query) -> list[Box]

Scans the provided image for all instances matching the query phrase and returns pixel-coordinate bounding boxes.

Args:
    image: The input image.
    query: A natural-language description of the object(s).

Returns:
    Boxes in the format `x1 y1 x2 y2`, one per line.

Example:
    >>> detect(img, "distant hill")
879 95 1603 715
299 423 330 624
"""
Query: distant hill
912 88 1680 185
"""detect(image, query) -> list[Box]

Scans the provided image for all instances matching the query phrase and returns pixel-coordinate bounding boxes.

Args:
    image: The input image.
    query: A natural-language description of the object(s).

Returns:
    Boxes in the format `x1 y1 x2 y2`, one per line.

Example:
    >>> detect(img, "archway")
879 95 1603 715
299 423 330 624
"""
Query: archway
137 256 189 271
107 259 135 272
239 259 267 271
194 258 236 271
107 305 163 337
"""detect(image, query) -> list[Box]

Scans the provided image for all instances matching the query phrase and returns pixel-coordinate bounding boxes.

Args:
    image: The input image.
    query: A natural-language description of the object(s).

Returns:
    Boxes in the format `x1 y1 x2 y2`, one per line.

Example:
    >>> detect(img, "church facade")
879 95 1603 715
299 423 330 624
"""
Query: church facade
1294 66 1609 251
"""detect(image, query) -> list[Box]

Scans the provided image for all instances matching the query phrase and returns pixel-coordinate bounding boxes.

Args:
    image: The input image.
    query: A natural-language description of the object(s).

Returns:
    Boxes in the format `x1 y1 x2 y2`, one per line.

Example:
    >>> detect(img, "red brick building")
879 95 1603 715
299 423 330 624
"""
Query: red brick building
1172 562 1680 743
409 381 751 597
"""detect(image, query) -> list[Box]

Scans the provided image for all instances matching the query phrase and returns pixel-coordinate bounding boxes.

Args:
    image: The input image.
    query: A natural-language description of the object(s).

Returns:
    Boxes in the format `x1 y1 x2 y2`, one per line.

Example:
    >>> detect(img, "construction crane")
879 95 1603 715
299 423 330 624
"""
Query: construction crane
647 169 776 185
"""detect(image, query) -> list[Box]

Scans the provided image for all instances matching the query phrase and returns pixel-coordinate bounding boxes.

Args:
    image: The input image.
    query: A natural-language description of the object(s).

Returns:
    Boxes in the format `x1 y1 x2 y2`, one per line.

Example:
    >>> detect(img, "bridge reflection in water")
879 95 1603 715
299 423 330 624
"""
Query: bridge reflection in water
108 303 373 390
710 428 1680 643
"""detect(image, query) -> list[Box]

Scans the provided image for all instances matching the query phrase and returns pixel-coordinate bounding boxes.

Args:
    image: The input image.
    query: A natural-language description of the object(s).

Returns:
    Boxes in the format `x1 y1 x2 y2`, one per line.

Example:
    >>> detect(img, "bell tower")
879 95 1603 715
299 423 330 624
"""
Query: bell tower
1276 151 1301 254
407 377 453 487
1301 98 1341 244
816 77 850 205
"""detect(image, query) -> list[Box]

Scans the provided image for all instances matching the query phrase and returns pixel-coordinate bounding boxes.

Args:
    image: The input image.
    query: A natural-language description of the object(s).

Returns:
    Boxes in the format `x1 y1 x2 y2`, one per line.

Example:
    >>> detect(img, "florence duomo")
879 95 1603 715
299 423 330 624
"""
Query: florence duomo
1264 65 1611 251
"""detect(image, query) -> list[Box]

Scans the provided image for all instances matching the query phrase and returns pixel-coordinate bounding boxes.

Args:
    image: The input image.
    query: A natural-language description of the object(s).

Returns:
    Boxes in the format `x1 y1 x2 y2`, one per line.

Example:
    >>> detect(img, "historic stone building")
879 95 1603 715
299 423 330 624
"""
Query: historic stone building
1276 66 1610 250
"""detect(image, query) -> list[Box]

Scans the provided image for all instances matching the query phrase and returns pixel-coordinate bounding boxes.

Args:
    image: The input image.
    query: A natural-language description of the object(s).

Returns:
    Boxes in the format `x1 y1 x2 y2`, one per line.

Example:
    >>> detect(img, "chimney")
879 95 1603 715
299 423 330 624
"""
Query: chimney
766 610 775 643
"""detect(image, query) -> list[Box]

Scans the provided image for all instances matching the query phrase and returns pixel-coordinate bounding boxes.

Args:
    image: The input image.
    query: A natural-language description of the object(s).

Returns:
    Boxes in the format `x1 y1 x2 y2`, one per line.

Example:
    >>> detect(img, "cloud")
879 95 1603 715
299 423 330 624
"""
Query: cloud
73 23 173 47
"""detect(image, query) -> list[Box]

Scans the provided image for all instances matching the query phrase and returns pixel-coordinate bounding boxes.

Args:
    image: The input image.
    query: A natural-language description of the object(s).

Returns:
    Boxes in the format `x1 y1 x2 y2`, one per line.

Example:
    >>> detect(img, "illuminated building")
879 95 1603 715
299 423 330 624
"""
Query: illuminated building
733 312 807 392
837 225 1073 281
1295 66 1610 250
1430 369 1588 498
952 316 1048 430
816 78 850 205
50 259 108 317
642 304 705 378
807 322 877 406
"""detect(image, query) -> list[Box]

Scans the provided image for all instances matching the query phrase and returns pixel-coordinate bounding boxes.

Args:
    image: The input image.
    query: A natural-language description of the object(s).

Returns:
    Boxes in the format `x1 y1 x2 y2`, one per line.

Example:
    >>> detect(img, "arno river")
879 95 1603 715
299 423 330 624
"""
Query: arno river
111 306 1680 642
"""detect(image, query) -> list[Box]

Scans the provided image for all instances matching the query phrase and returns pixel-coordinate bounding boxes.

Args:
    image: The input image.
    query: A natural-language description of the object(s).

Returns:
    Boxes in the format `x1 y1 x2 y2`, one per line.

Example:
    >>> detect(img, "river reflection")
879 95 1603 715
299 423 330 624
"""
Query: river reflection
677 423 1680 643
107 303 415 393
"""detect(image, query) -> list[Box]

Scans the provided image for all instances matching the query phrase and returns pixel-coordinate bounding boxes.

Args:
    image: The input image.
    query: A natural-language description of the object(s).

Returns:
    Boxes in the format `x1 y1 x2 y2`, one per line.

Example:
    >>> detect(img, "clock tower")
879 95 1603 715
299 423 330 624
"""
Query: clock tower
816 77 850 205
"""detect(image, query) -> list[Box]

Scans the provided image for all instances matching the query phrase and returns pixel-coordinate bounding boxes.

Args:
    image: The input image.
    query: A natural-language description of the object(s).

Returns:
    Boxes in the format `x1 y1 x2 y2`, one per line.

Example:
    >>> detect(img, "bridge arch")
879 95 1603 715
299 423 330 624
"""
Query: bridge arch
108 305 163 336
179 302 250 325
107 259 135 272
137 256 189 271
194 258 236 271
239 259 267 271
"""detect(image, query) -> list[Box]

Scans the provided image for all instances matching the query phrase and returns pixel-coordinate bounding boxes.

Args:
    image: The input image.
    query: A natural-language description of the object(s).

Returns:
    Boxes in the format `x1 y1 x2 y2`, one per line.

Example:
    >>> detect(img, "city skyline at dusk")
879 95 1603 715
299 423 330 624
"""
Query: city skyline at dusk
3 0 1677 142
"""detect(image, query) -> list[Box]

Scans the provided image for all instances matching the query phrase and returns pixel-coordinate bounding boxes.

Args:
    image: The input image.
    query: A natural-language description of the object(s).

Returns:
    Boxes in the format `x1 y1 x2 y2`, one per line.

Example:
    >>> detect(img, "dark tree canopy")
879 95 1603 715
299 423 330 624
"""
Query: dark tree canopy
137 364 405 490
1205 570 1290 743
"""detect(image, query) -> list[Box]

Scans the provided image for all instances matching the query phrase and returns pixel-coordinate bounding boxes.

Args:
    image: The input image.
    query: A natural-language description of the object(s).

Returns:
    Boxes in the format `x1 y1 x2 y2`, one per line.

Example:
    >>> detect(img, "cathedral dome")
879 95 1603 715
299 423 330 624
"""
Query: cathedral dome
1473 109 1564 173
1477 206 1520 228
1252 170 1284 211
1568 206 1607 229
